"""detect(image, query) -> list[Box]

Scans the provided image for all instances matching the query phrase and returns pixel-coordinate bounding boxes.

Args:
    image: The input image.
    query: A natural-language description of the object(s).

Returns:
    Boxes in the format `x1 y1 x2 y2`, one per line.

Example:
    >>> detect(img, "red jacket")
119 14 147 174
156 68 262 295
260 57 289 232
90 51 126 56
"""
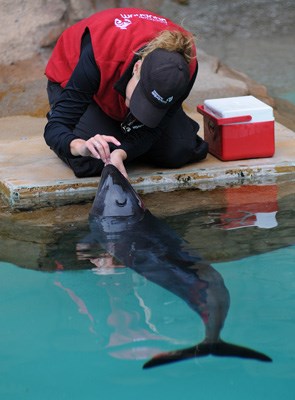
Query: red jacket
45 8 197 121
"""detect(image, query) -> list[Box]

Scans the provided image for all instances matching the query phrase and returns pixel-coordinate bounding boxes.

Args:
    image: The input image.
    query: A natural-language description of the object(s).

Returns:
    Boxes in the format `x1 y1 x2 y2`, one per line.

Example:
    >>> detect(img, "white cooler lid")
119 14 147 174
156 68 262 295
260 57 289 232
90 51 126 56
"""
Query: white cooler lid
204 95 274 123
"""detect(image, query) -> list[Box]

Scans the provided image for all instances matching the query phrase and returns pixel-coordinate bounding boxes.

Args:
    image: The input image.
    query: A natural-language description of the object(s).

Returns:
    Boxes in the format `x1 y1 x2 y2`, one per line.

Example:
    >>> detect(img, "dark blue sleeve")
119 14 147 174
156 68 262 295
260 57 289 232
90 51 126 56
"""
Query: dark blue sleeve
44 38 101 158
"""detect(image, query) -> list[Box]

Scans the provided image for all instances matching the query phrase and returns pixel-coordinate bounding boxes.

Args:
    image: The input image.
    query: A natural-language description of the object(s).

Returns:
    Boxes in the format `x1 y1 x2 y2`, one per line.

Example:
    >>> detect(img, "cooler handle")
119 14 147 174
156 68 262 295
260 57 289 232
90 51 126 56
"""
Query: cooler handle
197 105 252 125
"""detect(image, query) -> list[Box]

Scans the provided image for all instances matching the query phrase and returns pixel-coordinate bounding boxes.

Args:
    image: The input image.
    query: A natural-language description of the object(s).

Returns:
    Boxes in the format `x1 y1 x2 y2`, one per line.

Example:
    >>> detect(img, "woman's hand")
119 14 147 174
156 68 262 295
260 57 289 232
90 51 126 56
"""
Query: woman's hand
109 149 128 179
70 134 121 163
70 136 128 178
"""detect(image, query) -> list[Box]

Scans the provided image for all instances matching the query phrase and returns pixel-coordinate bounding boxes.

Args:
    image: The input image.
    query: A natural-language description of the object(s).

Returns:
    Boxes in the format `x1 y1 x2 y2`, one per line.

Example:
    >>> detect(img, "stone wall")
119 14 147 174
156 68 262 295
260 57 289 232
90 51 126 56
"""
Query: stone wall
0 0 276 120
0 0 166 117
0 0 165 65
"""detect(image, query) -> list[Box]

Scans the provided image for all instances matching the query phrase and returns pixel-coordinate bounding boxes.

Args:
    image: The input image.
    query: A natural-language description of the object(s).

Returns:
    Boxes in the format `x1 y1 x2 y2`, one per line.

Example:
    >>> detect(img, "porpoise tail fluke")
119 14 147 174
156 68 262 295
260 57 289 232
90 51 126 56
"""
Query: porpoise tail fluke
143 340 272 369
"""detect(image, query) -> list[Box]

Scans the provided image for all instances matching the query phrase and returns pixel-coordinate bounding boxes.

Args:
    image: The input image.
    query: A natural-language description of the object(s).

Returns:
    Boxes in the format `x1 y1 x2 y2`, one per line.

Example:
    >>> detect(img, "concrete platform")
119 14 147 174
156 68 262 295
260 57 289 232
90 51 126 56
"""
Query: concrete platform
0 113 295 210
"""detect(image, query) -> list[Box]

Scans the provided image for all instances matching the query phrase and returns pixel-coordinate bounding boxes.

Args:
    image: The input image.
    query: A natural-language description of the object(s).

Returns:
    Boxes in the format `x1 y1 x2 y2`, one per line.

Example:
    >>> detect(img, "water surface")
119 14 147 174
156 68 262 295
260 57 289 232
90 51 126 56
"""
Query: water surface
1 181 294 399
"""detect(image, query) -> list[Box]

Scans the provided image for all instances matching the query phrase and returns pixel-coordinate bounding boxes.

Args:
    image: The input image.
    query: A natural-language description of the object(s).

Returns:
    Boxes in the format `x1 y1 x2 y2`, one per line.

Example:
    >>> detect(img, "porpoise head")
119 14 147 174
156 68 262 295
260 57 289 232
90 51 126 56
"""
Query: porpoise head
89 164 146 233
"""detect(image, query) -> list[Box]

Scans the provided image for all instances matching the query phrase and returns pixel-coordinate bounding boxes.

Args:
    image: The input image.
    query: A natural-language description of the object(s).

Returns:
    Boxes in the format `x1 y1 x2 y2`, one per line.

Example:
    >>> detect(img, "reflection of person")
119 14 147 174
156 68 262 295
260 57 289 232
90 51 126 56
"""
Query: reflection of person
74 241 173 360
44 8 208 178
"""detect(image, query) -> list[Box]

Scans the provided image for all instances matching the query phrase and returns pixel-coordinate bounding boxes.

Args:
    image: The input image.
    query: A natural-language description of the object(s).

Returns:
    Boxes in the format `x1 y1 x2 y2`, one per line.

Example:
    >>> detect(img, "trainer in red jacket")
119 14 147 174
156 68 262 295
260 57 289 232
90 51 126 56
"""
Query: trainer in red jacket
44 8 208 178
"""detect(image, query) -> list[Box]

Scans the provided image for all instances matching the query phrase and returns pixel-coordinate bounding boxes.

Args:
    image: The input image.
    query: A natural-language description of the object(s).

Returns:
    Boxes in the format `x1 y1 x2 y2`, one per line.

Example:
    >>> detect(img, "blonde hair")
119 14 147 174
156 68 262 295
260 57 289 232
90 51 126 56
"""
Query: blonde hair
136 30 196 64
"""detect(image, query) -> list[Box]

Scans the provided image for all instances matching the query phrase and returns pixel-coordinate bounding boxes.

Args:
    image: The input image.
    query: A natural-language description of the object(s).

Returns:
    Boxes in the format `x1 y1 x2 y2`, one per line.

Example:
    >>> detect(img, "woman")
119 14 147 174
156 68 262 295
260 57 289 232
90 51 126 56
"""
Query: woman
44 8 208 178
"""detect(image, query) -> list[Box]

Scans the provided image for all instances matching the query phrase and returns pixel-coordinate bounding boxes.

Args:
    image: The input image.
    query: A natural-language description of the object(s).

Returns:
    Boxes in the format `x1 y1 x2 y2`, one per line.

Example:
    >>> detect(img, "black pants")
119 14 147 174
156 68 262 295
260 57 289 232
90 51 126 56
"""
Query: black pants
47 82 208 177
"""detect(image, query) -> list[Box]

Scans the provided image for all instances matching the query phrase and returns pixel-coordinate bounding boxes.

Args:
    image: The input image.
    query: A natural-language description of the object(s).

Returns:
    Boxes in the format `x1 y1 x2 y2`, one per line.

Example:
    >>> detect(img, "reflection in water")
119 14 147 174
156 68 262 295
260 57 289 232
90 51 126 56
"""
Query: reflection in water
218 185 278 230
53 264 178 361
1 179 294 270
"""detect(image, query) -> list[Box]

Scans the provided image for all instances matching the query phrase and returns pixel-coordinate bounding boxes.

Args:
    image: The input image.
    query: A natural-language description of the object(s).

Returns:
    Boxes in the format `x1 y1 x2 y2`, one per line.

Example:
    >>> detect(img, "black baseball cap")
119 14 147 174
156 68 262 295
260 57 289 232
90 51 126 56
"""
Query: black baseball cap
130 48 190 128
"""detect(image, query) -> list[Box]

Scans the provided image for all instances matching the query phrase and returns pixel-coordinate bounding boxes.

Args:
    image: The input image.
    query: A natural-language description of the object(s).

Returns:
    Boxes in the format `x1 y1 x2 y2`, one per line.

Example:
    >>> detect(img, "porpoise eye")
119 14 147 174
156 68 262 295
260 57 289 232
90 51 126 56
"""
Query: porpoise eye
116 198 127 207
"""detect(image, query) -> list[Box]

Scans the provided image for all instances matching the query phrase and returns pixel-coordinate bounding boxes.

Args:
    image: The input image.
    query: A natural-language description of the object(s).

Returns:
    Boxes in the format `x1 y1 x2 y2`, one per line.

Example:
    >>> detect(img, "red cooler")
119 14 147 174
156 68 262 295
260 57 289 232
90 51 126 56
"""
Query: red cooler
197 96 275 161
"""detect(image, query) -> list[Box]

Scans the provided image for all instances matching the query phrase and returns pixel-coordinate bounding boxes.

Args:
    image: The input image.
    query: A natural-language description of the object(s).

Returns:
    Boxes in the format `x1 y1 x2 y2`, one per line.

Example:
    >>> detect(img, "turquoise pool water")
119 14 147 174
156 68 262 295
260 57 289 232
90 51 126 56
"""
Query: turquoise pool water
1 190 294 399
280 92 295 105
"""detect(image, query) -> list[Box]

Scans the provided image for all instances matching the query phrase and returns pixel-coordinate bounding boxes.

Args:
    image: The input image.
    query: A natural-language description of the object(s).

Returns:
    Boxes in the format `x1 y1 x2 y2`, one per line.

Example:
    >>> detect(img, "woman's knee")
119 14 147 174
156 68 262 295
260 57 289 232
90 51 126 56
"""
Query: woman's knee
148 140 195 168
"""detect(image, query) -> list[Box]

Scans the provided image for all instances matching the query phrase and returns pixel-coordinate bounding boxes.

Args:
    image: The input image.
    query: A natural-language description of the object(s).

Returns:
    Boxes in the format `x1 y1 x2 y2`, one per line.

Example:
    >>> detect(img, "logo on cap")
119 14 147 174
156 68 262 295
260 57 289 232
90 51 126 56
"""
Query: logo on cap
151 90 174 105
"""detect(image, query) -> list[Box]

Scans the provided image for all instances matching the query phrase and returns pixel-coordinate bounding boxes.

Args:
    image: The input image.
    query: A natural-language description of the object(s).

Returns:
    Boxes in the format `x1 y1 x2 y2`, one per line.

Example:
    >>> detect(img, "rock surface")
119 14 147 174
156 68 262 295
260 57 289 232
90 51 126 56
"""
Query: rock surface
0 0 285 123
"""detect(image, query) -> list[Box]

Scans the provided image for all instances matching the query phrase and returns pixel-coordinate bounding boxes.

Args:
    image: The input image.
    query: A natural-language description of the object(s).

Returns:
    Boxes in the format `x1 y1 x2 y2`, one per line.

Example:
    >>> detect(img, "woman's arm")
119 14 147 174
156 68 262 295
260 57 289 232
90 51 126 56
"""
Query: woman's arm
44 33 116 159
